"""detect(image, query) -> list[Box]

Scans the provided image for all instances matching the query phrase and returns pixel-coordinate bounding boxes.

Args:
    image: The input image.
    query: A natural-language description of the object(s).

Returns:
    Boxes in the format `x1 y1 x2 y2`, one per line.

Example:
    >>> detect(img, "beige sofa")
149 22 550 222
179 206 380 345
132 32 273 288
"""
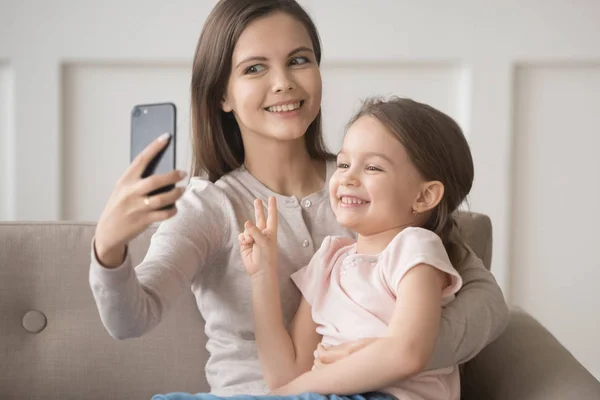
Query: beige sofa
1 213 599 400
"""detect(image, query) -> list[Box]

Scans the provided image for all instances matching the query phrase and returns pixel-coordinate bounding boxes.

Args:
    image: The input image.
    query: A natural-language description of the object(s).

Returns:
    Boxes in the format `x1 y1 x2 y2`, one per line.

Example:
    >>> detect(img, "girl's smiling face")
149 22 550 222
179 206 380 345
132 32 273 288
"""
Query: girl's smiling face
330 115 427 237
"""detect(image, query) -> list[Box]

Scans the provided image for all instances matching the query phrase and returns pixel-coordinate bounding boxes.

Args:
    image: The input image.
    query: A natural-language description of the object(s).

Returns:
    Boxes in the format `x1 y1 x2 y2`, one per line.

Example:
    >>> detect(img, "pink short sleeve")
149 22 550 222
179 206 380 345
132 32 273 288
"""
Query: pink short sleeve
380 228 463 299
290 264 315 304
291 236 354 305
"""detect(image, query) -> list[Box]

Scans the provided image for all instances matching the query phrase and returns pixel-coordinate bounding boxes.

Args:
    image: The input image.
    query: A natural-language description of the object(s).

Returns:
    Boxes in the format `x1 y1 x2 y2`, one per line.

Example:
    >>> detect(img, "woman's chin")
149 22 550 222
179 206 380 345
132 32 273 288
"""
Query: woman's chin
263 119 312 141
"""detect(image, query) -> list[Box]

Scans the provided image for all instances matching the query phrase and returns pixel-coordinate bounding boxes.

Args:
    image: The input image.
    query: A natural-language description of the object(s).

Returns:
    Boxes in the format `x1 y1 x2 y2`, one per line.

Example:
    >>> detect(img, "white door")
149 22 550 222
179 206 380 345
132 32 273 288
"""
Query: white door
1 0 599 380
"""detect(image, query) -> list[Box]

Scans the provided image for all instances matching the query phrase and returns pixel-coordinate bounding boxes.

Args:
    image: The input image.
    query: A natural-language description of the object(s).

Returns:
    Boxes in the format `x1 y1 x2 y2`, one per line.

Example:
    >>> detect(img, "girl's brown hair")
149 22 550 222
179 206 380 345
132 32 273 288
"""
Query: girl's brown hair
348 97 475 262
190 0 333 182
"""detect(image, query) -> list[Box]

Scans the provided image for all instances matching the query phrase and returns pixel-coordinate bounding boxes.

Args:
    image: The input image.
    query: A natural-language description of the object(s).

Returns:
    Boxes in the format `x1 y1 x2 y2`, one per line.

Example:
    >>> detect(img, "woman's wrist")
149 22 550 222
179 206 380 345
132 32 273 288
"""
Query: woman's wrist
94 239 126 269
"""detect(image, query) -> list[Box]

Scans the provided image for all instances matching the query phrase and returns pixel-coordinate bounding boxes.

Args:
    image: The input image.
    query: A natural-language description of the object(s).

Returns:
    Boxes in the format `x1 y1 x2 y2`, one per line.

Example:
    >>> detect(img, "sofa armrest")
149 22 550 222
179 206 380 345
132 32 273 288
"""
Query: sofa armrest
461 308 600 400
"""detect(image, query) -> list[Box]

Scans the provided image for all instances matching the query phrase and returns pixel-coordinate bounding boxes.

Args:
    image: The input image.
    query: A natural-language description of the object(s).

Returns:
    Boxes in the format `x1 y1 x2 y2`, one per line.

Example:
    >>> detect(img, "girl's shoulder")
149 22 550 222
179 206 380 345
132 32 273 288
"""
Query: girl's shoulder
313 235 356 264
393 226 443 244
379 228 462 298
381 227 447 260
323 235 356 250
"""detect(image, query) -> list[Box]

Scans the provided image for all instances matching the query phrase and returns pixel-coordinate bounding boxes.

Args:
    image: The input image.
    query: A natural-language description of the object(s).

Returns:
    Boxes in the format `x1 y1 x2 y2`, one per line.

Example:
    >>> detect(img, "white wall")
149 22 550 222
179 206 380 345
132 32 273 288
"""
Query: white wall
61 62 193 221
0 61 14 219
512 64 600 379
1 0 599 380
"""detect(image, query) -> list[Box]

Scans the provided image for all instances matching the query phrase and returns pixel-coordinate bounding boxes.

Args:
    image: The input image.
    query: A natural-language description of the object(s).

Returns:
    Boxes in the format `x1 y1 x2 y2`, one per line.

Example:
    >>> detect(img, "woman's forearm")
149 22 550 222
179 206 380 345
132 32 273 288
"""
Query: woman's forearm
428 254 509 369
250 270 305 389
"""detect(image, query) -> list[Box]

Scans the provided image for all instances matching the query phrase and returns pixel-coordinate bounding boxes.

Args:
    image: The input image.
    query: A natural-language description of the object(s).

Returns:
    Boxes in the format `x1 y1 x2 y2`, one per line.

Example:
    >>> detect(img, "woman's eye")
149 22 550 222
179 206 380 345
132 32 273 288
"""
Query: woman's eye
366 165 382 172
289 56 310 66
244 64 265 74
337 162 349 169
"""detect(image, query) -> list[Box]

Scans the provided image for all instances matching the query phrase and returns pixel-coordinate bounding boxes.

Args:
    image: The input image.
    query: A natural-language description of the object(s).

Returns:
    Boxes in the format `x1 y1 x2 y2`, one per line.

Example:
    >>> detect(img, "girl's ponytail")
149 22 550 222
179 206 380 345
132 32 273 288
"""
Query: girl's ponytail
426 206 469 266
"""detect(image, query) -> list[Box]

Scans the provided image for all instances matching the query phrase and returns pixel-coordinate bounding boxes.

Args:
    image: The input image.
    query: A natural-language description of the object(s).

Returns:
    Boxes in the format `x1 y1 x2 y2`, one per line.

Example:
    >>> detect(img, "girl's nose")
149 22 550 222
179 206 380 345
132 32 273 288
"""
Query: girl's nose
340 172 359 187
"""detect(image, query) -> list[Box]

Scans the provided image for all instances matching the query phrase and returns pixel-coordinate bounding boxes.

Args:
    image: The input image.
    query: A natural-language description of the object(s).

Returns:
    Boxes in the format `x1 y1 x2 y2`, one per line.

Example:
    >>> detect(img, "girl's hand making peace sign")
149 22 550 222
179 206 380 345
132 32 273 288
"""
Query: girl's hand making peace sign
239 196 279 277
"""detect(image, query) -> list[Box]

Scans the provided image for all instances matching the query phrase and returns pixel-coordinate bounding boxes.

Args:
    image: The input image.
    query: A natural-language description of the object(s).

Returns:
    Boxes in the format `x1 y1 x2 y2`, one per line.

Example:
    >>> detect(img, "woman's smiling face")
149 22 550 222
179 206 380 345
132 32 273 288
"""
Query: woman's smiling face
222 11 322 144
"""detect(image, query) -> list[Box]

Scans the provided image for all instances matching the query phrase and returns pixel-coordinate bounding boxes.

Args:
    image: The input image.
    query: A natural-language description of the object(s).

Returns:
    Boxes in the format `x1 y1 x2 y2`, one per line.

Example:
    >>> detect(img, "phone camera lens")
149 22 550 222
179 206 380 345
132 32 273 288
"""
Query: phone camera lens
133 108 141 117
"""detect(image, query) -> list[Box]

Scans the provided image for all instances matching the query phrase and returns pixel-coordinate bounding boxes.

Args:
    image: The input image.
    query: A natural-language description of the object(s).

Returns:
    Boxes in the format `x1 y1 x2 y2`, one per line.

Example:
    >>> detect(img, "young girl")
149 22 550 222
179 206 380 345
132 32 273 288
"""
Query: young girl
89 0 508 397
153 97 471 400
238 97 473 400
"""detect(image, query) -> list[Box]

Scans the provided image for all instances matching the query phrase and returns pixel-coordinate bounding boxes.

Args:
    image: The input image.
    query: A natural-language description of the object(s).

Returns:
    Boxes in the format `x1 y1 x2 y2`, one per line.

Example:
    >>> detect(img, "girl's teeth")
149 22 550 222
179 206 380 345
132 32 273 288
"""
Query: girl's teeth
341 196 366 205
267 102 301 112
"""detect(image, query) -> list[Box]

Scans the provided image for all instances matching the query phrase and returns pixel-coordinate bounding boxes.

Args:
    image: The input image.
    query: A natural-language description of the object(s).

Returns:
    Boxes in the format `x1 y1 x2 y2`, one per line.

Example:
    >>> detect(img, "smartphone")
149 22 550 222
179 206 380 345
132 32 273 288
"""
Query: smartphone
130 102 177 208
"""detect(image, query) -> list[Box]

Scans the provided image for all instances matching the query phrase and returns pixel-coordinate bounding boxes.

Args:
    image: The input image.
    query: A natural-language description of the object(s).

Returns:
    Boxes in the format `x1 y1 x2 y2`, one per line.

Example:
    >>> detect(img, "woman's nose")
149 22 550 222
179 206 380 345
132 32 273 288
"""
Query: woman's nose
272 68 296 93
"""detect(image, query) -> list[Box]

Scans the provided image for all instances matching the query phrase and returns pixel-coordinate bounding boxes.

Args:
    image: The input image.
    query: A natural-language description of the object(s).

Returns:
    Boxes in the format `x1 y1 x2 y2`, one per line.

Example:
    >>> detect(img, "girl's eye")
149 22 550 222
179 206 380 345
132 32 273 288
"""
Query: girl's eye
366 165 382 172
244 64 265 74
337 162 349 169
289 56 310 66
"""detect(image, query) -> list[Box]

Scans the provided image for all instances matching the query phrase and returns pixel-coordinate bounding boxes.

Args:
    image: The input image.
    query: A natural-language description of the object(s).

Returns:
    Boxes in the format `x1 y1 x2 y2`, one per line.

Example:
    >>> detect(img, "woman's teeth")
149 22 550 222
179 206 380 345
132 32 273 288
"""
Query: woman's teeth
266 102 302 112
340 196 367 205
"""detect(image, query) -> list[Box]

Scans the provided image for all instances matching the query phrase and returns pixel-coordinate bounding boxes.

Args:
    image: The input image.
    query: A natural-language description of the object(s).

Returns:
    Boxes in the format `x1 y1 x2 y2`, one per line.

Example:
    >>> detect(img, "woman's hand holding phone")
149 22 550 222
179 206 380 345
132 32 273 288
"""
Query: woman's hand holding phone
94 133 187 268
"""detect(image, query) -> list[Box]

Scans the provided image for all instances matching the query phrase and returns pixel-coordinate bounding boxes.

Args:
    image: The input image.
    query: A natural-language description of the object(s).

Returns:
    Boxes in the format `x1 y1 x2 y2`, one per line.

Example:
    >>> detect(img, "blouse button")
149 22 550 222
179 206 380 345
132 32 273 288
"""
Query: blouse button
302 240 310 248
303 199 312 208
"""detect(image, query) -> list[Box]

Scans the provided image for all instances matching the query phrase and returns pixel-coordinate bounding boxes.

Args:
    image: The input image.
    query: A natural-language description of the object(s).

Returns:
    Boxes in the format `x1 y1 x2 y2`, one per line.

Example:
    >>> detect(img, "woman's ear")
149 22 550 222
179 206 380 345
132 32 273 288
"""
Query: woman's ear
221 96 233 113
413 181 444 213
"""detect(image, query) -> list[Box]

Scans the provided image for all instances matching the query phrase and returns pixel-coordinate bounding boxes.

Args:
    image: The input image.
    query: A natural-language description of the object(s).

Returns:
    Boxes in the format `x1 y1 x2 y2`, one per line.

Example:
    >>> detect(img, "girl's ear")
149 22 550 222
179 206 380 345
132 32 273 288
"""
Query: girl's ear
413 181 444 214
